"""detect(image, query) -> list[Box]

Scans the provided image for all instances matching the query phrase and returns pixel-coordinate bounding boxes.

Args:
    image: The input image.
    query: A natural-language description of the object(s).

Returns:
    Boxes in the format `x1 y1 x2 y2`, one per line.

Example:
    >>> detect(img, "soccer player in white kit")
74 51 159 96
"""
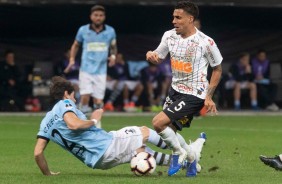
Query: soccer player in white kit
146 1 223 177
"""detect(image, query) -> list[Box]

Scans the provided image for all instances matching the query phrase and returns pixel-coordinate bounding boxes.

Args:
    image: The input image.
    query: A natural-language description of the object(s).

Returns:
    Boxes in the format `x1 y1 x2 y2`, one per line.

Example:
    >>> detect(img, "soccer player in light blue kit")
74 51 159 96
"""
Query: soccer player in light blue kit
34 76 206 176
67 5 117 127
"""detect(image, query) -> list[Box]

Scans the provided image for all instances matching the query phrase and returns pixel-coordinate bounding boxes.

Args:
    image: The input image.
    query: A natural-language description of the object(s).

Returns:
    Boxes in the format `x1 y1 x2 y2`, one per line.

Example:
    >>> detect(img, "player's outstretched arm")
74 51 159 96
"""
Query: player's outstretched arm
64 111 99 130
64 40 80 73
34 138 60 176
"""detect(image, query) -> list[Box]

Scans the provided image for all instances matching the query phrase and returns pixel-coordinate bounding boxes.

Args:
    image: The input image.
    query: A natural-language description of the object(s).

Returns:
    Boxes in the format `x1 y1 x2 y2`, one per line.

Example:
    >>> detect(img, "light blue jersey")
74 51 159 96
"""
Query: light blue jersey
75 24 116 75
37 99 113 168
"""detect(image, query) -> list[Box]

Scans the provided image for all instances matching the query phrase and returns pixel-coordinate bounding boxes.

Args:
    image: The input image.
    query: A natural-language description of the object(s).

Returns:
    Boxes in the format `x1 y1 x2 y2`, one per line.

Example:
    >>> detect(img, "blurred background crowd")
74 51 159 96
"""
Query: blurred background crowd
0 0 282 112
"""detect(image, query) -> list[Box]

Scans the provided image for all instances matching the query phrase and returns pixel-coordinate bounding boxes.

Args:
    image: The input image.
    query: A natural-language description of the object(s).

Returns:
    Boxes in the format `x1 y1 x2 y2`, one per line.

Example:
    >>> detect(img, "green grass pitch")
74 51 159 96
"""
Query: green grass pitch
1 114 282 184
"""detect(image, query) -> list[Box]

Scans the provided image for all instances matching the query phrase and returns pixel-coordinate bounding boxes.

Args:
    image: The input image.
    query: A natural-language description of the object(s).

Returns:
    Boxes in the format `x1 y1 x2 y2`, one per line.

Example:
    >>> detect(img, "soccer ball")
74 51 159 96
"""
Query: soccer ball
130 152 156 176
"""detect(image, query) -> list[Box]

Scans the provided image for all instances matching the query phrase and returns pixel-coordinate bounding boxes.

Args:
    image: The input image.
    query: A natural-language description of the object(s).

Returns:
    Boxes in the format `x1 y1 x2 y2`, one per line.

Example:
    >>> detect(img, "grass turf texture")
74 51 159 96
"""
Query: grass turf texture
0 115 282 184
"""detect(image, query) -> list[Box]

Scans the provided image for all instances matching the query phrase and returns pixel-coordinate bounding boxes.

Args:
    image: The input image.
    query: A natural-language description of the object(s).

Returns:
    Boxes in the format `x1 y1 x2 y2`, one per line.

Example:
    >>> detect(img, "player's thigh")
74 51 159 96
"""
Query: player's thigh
91 74 107 99
79 71 93 95
96 126 143 169
240 81 249 89
163 95 204 121
125 80 138 91
106 80 117 91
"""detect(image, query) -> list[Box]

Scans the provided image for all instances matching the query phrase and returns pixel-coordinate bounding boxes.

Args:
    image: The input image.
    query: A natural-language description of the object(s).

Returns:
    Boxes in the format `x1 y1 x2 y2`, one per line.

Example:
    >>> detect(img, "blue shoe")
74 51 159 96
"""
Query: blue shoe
234 105 241 111
186 160 197 177
199 132 207 140
252 105 260 111
168 154 182 176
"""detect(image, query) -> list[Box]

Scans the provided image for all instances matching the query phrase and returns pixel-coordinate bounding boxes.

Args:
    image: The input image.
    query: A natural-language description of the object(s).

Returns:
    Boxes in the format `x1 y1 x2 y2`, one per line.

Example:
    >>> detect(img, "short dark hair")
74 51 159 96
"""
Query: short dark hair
4 49 14 57
175 1 199 20
91 5 105 13
239 52 250 59
50 76 74 103
256 49 266 55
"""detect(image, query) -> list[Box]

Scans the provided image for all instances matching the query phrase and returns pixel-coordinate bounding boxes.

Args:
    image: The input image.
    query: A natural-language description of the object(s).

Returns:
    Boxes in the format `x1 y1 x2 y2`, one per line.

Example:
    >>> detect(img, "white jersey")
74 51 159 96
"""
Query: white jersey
155 28 223 99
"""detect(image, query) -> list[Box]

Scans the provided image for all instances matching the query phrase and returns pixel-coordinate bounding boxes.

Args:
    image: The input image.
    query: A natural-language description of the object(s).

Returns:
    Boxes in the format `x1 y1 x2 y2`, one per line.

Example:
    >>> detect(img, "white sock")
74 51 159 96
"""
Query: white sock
189 138 205 162
158 127 187 164
176 133 189 151
145 146 171 165
176 133 195 163
148 128 168 149
279 154 282 161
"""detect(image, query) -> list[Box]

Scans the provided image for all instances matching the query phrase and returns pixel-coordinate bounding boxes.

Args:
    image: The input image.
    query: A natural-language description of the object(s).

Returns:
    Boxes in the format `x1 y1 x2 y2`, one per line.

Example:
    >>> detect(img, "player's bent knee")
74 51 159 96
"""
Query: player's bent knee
152 117 162 131
152 113 170 132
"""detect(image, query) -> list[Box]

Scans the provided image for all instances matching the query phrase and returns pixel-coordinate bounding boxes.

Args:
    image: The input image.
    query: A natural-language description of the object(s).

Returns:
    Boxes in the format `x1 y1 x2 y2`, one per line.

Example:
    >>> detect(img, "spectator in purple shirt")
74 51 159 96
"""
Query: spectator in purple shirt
251 49 279 111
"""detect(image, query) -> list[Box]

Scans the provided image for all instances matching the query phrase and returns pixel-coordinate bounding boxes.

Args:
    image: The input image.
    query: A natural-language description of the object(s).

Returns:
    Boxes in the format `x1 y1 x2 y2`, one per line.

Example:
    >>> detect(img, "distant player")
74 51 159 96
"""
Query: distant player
34 76 206 175
146 1 222 177
259 155 282 170
67 5 117 128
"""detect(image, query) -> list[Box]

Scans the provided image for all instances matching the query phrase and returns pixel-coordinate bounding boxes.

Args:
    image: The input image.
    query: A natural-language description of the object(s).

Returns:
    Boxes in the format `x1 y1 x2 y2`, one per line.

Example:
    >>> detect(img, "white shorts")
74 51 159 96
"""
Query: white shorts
225 80 250 90
124 80 139 91
79 71 106 99
68 79 79 86
239 81 249 89
106 80 117 91
94 126 143 170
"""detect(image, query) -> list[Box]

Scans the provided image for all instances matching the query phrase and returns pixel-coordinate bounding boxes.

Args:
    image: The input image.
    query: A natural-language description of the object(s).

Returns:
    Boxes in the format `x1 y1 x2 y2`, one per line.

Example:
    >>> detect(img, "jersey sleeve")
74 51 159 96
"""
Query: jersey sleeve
155 31 170 60
37 120 50 141
111 28 117 44
37 130 50 141
205 39 223 67
75 26 84 43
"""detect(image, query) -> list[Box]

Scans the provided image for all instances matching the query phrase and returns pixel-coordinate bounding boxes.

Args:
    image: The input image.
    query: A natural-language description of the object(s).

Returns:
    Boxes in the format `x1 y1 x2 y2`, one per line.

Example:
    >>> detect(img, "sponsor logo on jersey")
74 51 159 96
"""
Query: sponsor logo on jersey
171 58 193 73
179 116 189 125
177 84 193 92
206 46 216 64
87 42 108 52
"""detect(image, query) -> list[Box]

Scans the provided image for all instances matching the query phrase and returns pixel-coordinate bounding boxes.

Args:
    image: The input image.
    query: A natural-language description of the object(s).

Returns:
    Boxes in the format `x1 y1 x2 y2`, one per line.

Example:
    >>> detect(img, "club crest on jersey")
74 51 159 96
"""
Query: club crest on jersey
64 100 73 109
187 46 196 53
